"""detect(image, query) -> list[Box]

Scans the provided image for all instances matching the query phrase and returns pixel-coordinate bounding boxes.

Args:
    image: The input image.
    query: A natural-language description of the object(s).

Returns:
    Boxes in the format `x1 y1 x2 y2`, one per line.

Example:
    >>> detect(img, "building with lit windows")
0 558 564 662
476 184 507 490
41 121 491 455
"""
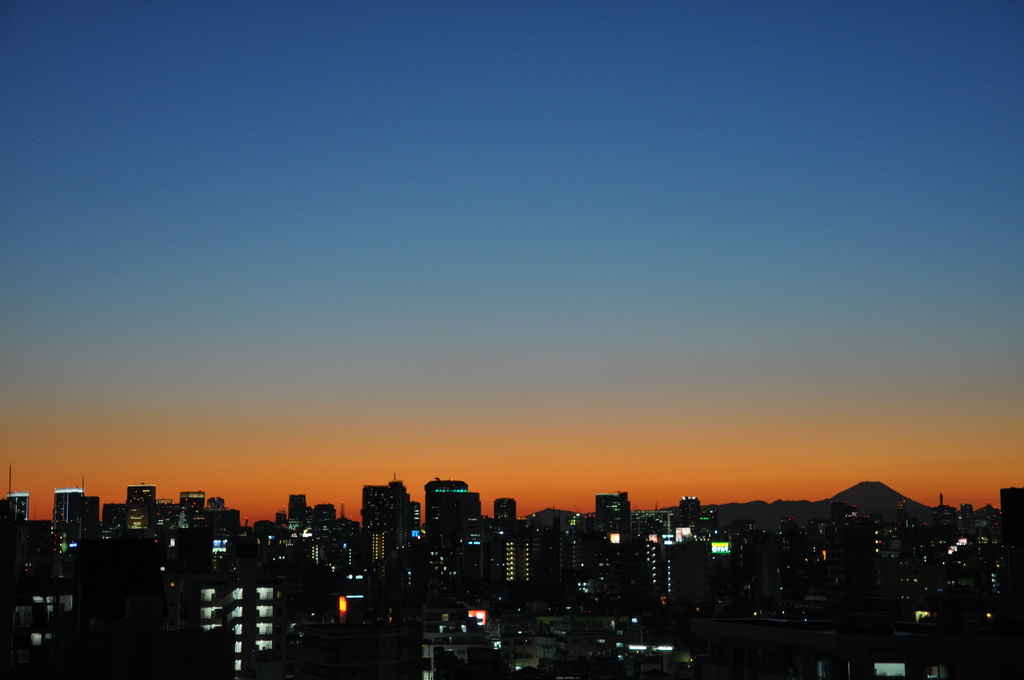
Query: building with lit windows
6 492 29 522
595 492 631 537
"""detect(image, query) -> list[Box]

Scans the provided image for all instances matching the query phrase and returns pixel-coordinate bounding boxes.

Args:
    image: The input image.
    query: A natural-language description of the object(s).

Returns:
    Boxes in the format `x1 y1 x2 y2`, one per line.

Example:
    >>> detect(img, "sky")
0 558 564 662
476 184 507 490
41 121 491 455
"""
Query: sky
1 2 1022 522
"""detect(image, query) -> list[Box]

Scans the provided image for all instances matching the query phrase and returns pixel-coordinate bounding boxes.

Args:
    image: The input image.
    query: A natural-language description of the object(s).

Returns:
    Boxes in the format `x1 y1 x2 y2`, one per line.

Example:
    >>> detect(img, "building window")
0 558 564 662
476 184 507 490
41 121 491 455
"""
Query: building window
874 663 906 678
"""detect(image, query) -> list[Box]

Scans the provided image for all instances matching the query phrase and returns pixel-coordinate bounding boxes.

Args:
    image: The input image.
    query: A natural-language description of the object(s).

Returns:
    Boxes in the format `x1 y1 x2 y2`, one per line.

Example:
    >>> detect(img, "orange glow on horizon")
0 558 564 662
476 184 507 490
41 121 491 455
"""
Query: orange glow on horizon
2 388 1019 521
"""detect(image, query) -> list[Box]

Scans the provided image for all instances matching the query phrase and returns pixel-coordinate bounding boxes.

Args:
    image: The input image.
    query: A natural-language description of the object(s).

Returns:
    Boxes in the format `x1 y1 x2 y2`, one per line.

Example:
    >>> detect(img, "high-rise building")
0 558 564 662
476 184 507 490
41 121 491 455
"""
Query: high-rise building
6 491 29 522
179 491 206 528
312 503 337 528
82 495 102 540
494 498 517 534
932 494 957 528
102 503 126 538
361 481 411 553
424 479 483 583
679 496 701 530
180 491 205 509
53 488 84 525
288 494 308 529
54 487 85 543
425 480 480 540
410 501 421 536
127 484 156 505
595 492 630 536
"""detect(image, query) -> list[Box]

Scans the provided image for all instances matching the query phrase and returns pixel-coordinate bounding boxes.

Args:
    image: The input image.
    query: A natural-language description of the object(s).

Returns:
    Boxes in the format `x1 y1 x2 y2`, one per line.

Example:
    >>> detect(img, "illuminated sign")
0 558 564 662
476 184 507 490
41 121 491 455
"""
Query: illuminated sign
338 596 348 621
675 527 691 541
469 610 487 627
711 542 730 554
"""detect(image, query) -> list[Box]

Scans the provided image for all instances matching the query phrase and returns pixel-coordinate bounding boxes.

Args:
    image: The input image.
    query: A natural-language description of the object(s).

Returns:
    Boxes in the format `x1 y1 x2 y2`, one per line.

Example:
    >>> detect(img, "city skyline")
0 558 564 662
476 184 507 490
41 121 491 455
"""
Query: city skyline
2 4 1022 521
5 470 1004 525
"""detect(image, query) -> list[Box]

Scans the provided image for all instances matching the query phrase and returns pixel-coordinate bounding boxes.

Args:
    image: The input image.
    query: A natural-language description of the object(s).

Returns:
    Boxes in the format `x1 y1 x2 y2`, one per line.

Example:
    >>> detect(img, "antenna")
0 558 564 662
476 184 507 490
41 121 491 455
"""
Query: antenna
8 464 11 495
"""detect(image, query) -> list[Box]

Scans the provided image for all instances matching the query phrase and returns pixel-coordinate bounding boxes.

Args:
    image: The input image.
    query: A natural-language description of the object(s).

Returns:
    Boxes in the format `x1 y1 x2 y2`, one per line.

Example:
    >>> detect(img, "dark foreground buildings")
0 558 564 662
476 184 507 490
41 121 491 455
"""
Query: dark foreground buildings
1 481 1023 679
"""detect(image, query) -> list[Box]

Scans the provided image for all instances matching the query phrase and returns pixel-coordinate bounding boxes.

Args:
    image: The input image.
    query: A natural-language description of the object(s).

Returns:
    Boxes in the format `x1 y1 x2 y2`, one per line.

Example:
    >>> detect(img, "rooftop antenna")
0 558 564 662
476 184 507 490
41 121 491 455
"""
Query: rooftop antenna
8 464 11 495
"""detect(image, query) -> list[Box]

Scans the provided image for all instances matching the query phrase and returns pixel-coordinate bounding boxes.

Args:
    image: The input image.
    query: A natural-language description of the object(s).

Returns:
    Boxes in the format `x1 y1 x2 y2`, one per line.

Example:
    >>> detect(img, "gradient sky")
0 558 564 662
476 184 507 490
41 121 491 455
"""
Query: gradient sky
1 2 1022 522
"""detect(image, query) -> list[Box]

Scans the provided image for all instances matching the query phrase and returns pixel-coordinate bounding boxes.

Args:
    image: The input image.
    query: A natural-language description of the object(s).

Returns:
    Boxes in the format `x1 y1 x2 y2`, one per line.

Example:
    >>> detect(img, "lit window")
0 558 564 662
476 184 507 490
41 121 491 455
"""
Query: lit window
874 662 906 677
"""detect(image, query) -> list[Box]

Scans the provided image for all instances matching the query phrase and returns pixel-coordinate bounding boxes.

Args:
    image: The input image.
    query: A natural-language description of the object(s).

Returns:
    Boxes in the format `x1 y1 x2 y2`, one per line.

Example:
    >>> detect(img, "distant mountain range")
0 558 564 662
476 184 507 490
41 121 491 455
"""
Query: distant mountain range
704 481 934 530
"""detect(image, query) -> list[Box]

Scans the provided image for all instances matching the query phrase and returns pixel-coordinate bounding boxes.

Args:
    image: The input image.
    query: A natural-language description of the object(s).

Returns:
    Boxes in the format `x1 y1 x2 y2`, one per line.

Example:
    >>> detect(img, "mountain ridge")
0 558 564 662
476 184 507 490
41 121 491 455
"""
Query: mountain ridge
704 481 933 529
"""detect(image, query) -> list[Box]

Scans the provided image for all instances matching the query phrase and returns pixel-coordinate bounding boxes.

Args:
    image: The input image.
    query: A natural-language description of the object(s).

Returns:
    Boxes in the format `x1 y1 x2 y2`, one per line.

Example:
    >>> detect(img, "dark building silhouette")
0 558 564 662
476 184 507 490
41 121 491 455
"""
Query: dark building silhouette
494 497 517 534
82 495 102 540
1001 487 1024 609
424 479 482 584
292 623 422 679
595 491 630 537
6 492 29 522
53 487 84 543
288 494 308 529
679 496 701 531
126 484 156 505
362 480 411 554
102 502 126 538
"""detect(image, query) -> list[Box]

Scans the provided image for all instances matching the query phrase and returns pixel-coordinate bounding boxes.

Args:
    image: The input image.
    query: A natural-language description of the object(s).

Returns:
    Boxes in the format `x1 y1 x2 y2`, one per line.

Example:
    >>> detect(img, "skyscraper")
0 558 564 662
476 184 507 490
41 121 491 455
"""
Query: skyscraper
6 491 29 522
494 498 517 534
424 479 483 583
424 480 479 540
54 487 84 543
595 491 630 537
288 494 308 529
679 496 701 531
126 484 156 505
361 481 411 552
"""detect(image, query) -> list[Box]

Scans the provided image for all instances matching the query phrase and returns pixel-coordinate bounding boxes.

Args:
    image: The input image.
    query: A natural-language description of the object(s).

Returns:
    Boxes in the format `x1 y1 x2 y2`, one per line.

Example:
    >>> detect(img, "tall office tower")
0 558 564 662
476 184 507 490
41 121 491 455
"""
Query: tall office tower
958 504 975 533
494 498 517 534
424 479 482 582
595 492 631 536
180 491 206 528
102 503 126 537
932 494 957 528
313 503 337 526
410 501 421 536
54 488 84 524
127 484 156 505
54 487 85 542
6 492 29 522
125 484 156 532
679 496 701 530
180 491 205 509
288 494 308 529
81 495 102 539
362 481 411 551
424 480 481 539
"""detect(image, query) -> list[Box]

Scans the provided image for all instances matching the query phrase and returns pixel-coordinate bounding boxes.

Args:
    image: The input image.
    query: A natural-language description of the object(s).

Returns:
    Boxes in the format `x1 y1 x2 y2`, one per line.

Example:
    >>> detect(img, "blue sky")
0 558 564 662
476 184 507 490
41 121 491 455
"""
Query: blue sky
1 2 1022 511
